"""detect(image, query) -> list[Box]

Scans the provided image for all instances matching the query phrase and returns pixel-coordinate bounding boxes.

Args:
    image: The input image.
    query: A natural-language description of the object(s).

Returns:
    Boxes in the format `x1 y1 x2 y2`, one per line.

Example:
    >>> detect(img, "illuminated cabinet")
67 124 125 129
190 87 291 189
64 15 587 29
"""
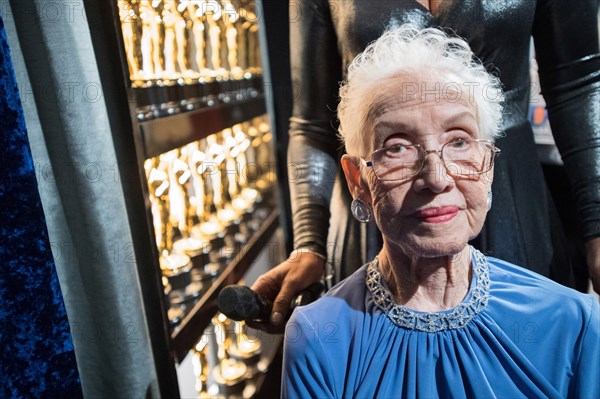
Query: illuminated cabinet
85 0 287 396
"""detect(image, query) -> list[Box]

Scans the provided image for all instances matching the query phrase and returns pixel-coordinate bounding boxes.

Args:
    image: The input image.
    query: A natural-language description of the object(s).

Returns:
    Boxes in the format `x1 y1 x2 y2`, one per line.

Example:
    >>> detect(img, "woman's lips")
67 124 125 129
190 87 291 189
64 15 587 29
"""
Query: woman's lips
412 206 459 223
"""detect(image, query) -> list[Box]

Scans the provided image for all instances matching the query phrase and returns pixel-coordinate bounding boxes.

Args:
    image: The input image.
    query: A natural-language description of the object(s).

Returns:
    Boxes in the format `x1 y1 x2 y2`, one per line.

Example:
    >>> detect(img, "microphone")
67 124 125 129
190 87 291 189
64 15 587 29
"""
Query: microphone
217 283 324 322
217 285 271 321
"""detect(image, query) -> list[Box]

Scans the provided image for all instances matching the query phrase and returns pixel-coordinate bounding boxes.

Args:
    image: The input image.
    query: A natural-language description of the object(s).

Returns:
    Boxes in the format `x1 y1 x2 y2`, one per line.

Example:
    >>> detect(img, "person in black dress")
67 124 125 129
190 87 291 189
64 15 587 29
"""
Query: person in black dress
251 0 600 329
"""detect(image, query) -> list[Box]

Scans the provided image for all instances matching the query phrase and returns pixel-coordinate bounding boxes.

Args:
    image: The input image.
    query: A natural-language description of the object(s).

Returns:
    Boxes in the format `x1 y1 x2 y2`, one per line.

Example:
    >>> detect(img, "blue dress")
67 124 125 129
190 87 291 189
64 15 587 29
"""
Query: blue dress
282 248 599 398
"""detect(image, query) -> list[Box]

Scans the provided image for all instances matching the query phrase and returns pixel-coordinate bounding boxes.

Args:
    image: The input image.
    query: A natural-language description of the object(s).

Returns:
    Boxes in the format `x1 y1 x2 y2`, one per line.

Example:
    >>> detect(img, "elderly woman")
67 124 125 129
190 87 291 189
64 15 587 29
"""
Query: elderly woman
282 25 599 398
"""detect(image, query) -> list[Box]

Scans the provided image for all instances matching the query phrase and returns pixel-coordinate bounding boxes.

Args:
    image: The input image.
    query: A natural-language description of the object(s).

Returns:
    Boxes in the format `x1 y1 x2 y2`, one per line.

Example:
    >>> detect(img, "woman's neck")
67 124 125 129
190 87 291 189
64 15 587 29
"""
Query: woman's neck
378 244 472 312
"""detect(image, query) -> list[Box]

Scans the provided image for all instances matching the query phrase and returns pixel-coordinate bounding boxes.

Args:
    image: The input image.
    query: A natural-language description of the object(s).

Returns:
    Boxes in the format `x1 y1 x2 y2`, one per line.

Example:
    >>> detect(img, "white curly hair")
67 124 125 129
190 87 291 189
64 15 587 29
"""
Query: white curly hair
338 24 505 157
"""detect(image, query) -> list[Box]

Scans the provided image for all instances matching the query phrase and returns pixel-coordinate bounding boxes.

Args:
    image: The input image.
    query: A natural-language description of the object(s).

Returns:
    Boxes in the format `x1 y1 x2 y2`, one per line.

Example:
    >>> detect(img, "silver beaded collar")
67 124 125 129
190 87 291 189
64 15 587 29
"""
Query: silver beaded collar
366 246 490 333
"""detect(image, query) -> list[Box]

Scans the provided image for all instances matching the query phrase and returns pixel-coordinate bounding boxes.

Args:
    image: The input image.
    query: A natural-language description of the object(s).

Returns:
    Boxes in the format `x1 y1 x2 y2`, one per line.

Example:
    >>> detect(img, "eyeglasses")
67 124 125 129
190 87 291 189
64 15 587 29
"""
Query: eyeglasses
361 139 500 182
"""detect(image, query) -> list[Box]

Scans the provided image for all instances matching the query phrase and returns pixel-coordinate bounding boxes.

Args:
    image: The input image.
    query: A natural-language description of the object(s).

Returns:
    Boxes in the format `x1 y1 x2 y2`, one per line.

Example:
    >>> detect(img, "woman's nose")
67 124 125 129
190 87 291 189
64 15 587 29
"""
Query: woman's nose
413 151 455 193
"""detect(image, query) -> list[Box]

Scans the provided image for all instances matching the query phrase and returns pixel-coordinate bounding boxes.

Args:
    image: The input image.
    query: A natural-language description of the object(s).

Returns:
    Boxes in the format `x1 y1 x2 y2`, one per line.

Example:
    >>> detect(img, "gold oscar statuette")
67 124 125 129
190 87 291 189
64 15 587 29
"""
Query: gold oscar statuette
172 146 210 262
222 0 243 78
161 0 179 79
146 158 171 255
226 320 262 373
179 0 204 78
230 0 249 73
205 1 226 75
192 337 211 396
233 123 260 206
155 152 192 275
139 0 164 80
118 0 140 80
223 127 253 216
173 2 190 77
182 142 206 226
212 314 247 394
205 134 236 225
194 135 225 236
240 3 260 75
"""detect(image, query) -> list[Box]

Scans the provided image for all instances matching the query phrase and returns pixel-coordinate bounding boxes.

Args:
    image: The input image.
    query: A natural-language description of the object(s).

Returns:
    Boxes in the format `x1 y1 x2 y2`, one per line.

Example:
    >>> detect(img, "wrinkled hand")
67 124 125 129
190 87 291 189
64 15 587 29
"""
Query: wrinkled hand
248 251 325 334
585 237 600 294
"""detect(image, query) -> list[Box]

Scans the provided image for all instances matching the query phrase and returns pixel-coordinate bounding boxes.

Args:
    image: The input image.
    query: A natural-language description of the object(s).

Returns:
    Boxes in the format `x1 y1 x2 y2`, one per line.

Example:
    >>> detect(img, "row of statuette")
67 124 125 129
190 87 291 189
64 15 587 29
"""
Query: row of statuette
144 115 275 326
118 0 261 83
193 314 267 398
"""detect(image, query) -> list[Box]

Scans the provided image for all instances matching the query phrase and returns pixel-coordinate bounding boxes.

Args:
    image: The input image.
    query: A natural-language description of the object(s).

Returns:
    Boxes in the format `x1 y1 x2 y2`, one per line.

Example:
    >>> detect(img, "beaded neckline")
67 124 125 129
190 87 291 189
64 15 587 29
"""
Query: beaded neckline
366 246 490 333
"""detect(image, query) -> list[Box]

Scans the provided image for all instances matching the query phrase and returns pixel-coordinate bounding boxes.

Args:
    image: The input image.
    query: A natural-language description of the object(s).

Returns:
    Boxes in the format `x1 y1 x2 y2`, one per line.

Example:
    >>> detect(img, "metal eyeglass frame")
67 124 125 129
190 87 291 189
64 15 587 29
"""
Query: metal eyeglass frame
360 139 501 181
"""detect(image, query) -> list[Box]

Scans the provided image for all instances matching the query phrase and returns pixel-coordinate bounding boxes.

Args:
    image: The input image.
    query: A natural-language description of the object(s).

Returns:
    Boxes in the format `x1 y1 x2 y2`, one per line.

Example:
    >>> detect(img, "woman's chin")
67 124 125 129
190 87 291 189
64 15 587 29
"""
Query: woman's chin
390 235 468 258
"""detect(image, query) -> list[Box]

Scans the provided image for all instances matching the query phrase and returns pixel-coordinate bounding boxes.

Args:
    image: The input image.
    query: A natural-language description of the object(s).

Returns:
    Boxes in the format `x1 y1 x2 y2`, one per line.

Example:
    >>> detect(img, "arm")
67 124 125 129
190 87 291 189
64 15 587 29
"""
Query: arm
251 0 342 329
282 308 336 398
532 0 600 292
287 0 342 257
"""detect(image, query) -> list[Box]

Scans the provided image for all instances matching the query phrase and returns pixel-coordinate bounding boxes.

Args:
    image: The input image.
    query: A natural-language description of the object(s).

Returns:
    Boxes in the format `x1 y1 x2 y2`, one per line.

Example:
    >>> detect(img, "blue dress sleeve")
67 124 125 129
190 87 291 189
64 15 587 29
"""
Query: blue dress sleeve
282 308 336 399
571 296 600 398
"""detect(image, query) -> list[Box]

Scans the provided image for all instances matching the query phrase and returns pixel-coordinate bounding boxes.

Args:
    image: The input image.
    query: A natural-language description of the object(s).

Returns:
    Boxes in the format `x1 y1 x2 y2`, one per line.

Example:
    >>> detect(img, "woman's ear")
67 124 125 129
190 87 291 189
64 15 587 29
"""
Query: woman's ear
341 154 364 197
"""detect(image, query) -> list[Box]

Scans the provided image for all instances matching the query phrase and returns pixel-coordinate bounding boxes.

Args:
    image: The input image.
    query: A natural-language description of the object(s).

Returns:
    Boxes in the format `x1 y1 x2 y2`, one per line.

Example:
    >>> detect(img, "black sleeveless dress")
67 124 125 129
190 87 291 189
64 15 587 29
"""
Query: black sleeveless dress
287 0 600 287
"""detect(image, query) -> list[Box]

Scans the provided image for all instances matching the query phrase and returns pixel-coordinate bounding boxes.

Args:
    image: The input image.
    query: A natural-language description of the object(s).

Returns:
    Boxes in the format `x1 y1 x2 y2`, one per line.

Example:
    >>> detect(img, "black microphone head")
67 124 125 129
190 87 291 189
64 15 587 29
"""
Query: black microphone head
217 285 262 321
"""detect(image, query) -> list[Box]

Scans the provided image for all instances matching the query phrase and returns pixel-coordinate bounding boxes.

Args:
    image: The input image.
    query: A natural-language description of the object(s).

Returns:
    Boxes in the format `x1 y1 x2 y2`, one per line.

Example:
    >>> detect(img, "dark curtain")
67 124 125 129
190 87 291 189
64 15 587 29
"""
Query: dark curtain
3 1 160 397
0 12 81 398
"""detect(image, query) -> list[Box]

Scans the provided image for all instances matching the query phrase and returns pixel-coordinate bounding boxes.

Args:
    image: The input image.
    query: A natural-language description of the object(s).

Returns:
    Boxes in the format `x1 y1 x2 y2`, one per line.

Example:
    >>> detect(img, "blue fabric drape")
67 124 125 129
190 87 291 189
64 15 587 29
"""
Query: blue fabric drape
0 14 81 398
283 254 600 398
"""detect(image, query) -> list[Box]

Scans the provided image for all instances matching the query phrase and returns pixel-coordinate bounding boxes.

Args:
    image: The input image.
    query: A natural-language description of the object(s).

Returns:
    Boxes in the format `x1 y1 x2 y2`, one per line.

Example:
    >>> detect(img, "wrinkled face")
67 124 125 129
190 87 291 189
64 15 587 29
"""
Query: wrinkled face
359 77 493 258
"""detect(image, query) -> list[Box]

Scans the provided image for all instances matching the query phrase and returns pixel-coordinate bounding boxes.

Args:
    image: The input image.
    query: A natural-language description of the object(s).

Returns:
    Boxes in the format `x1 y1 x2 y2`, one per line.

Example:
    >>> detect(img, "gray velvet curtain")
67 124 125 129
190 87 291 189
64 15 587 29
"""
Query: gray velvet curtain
3 1 159 397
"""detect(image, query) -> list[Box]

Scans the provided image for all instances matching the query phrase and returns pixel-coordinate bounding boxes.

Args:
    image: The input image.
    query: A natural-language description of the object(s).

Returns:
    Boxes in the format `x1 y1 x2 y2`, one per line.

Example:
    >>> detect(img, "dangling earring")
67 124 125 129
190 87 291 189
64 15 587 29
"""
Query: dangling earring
351 197 373 223
487 190 493 211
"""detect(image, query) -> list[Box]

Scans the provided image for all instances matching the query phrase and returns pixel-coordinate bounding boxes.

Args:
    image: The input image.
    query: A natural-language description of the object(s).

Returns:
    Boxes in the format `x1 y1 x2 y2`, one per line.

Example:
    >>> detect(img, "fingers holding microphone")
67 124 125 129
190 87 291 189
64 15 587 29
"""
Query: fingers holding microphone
218 251 326 334
256 250 326 331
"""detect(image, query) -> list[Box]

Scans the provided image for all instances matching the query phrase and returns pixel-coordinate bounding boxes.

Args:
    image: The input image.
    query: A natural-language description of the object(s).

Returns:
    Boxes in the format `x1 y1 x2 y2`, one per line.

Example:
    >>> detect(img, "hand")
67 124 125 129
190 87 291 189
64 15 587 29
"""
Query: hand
585 237 600 294
248 251 325 333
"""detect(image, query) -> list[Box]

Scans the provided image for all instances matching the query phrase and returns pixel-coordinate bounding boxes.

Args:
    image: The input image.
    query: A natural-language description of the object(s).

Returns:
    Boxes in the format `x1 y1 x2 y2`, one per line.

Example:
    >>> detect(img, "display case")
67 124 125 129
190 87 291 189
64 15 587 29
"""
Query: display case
83 0 285 396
